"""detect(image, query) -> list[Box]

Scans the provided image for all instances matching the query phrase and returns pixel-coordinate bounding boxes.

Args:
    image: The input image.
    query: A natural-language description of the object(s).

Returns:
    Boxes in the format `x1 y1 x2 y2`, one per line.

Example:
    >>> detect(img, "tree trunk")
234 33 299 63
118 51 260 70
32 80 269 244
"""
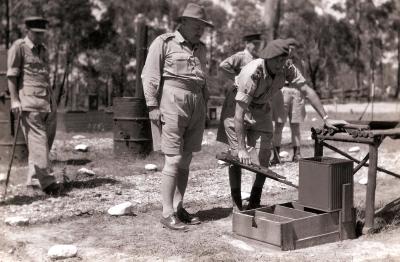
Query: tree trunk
263 0 281 42
396 29 400 98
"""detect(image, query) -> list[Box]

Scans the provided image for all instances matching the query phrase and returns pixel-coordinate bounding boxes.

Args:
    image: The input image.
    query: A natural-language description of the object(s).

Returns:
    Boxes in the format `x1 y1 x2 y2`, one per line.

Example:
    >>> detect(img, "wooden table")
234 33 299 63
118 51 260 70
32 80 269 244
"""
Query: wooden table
311 124 400 232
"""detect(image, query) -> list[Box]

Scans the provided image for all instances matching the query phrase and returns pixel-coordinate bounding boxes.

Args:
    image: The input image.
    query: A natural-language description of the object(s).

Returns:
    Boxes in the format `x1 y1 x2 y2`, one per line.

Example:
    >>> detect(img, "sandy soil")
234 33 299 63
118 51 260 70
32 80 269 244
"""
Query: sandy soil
0 105 400 261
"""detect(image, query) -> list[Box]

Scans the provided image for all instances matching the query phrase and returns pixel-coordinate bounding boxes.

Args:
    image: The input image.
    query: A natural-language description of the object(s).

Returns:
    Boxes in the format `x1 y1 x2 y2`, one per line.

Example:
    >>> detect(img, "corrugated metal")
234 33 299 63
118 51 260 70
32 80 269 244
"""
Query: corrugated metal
299 157 353 211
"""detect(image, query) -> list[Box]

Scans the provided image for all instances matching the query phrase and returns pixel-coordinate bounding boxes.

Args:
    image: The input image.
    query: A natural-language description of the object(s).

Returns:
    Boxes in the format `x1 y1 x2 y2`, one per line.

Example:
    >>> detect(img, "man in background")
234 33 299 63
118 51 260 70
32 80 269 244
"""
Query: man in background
7 16 62 195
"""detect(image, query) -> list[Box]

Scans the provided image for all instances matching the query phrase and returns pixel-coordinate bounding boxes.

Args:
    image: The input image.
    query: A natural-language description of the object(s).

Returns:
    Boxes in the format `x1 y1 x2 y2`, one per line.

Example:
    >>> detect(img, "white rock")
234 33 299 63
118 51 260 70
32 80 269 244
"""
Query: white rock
348 146 360 153
241 191 250 201
144 164 158 171
0 173 6 182
217 160 227 165
107 202 134 216
311 117 318 122
5 216 29 226
282 126 290 132
74 144 89 152
47 245 77 259
77 168 96 176
279 151 289 158
72 135 86 140
359 177 368 185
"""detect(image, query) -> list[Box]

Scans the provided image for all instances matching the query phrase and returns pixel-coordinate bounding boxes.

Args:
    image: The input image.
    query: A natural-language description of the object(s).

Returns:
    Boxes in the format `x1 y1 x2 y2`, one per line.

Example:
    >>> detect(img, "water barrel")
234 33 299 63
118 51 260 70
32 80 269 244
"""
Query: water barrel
113 97 152 157
0 96 28 164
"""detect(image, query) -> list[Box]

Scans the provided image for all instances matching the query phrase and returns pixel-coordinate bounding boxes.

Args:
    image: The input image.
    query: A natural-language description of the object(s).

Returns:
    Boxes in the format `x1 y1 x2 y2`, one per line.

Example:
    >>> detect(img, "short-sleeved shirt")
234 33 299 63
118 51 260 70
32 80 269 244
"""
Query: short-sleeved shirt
7 36 53 112
141 31 208 107
219 49 255 81
235 58 285 108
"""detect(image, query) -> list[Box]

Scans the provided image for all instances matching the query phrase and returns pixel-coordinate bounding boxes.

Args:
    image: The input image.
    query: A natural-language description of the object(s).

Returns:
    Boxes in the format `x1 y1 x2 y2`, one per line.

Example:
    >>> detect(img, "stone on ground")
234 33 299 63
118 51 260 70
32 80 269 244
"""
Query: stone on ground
108 202 134 216
0 173 6 182
47 245 77 259
5 216 29 226
77 168 96 176
279 151 289 158
74 144 89 152
144 164 158 171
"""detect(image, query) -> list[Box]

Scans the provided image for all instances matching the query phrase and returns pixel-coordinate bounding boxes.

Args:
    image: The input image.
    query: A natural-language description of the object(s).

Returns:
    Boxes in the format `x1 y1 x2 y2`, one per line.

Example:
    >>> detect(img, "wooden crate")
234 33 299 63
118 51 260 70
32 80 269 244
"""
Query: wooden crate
232 201 356 250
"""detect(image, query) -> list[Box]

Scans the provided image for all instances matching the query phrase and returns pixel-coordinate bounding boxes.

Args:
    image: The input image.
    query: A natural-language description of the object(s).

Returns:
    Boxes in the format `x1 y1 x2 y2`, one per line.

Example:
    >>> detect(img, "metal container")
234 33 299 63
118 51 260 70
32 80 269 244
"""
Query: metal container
299 157 353 211
113 97 152 157
0 96 28 164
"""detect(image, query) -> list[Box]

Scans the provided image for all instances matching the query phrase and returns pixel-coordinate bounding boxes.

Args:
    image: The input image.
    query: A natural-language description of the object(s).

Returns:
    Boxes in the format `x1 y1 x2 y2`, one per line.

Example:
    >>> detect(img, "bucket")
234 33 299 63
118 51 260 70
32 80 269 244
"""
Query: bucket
113 97 152 157
0 96 28 164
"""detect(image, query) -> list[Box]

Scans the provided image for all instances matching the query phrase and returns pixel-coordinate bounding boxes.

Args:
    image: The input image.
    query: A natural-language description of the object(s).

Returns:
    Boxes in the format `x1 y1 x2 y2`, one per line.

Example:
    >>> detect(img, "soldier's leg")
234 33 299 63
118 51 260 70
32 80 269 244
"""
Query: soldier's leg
162 154 182 218
290 123 301 162
20 112 55 189
46 111 57 150
229 164 243 211
248 131 273 209
173 151 193 211
271 122 284 164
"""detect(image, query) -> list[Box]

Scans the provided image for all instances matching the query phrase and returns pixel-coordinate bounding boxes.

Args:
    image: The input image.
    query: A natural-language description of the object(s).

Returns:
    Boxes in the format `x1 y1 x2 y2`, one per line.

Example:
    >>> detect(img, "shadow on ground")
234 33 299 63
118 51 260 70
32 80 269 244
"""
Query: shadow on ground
196 207 232 222
52 158 92 166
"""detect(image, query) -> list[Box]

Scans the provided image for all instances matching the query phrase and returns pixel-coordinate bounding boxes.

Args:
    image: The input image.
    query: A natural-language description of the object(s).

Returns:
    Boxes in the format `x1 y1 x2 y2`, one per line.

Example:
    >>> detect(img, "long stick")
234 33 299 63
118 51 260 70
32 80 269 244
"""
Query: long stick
3 112 21 199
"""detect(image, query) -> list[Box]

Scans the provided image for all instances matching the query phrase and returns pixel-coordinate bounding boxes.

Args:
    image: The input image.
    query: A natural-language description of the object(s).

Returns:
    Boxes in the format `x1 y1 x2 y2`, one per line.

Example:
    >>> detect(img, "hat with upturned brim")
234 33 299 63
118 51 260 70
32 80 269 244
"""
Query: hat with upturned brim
178 3 214 28
259 39 290 59
243 33 262 42
285 38 300 48
25 16 48 32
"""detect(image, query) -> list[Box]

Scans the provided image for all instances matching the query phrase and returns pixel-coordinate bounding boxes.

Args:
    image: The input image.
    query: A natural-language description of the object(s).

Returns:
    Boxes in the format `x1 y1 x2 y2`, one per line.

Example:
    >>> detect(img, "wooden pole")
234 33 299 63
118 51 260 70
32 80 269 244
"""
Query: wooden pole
364 142 378 232
135 15 148 99
5 0 10 49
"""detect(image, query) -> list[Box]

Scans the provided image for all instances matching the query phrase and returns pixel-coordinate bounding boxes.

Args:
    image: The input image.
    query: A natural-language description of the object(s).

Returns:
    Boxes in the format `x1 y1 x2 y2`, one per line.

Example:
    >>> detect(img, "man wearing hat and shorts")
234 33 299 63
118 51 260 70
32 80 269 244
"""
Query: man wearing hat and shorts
142 3 213 231
7 16 62 195
217 39 291 211
270 38 333 164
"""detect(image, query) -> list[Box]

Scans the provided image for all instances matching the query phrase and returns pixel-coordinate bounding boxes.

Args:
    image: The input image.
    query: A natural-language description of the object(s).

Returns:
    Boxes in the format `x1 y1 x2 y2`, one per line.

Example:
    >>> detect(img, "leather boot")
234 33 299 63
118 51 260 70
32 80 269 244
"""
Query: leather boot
231 188 243 212
270 146 281 165
292 146 301 162
247 186 263 210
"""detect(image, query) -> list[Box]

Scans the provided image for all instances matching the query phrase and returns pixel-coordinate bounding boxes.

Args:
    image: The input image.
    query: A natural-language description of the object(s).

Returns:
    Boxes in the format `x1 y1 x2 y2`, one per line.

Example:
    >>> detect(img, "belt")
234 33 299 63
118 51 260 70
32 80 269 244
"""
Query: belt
163 79 203 94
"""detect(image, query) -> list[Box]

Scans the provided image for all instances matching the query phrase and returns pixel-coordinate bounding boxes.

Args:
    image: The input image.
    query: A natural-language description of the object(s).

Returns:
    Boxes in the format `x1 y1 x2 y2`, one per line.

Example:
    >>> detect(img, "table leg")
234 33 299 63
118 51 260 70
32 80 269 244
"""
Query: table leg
314 138 323 157
364 143 378 233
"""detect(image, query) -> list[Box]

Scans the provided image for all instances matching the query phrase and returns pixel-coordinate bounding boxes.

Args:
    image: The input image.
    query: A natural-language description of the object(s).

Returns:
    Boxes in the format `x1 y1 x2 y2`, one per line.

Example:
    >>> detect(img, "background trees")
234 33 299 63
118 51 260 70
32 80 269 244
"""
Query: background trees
1 0 399 109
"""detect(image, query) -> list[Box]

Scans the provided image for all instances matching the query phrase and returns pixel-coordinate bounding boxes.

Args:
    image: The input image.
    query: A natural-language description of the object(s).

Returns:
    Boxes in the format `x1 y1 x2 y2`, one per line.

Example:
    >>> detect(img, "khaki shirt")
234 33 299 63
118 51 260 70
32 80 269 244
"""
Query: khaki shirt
235 58 285 107
219 49 255 80
7 36 54 112
141 31 208 107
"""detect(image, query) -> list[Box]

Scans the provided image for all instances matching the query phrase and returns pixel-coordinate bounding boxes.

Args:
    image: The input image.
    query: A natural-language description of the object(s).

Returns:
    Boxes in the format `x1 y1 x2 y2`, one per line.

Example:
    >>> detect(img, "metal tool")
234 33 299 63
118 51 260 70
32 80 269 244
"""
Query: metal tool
3 112 21 199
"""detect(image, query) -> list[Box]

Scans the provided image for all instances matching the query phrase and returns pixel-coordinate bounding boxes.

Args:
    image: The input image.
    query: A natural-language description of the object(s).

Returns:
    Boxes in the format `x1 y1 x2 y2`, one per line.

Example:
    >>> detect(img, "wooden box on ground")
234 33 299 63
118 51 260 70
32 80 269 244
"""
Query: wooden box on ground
233 202 356 250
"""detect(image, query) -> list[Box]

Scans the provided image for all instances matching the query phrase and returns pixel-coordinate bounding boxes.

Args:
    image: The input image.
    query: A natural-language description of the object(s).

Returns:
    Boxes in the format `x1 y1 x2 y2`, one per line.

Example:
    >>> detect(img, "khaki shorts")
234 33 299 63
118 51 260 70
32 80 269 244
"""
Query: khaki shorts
273 86 306 124
159 84 206 154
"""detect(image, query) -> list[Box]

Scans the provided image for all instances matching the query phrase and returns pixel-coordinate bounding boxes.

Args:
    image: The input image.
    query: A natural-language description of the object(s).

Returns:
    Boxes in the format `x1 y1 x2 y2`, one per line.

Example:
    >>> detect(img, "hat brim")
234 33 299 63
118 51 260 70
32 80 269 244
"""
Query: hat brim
178 16 214 28
29 28 47 32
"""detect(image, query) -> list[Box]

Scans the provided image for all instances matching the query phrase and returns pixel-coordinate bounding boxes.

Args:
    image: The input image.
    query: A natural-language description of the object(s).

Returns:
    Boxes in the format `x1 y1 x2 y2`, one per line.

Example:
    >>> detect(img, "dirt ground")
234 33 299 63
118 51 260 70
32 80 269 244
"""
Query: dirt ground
1 108 400 262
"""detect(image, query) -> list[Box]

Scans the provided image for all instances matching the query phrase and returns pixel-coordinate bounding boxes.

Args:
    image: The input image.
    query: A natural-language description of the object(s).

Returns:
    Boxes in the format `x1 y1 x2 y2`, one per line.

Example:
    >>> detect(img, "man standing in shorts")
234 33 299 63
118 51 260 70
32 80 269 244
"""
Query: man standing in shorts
270 38 333 164
141 3 213 231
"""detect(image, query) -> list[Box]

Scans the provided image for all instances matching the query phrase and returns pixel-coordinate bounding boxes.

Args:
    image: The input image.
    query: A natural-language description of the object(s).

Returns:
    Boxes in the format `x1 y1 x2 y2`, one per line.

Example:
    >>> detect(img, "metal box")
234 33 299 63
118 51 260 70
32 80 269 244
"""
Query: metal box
299 157 353 211
232 202 356 250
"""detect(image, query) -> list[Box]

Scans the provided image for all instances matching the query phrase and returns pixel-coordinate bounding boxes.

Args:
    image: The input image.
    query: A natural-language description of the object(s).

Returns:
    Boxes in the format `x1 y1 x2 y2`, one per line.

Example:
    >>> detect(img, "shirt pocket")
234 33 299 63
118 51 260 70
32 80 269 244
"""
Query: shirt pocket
173 54 190 75
23 86 48 97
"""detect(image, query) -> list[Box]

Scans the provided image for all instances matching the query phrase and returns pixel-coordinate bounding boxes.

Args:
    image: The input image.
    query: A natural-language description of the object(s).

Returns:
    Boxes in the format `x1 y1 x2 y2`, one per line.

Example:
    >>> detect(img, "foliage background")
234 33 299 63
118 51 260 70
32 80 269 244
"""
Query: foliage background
1 0 399 109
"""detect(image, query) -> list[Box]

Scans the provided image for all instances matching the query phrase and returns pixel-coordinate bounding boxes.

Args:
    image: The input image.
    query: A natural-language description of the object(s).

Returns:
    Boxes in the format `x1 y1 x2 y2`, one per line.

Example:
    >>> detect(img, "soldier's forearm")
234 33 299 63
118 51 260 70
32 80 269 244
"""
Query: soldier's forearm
7 77 20 102
305 85 327 118
234 101 247 150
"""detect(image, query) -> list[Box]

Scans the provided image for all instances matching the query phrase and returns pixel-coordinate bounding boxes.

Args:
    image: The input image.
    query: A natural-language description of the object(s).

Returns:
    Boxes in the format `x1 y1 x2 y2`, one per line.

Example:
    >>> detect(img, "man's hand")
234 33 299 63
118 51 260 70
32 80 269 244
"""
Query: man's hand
10 100 22 115
148 107 161 127
324 119 349 130
238 148 252 165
